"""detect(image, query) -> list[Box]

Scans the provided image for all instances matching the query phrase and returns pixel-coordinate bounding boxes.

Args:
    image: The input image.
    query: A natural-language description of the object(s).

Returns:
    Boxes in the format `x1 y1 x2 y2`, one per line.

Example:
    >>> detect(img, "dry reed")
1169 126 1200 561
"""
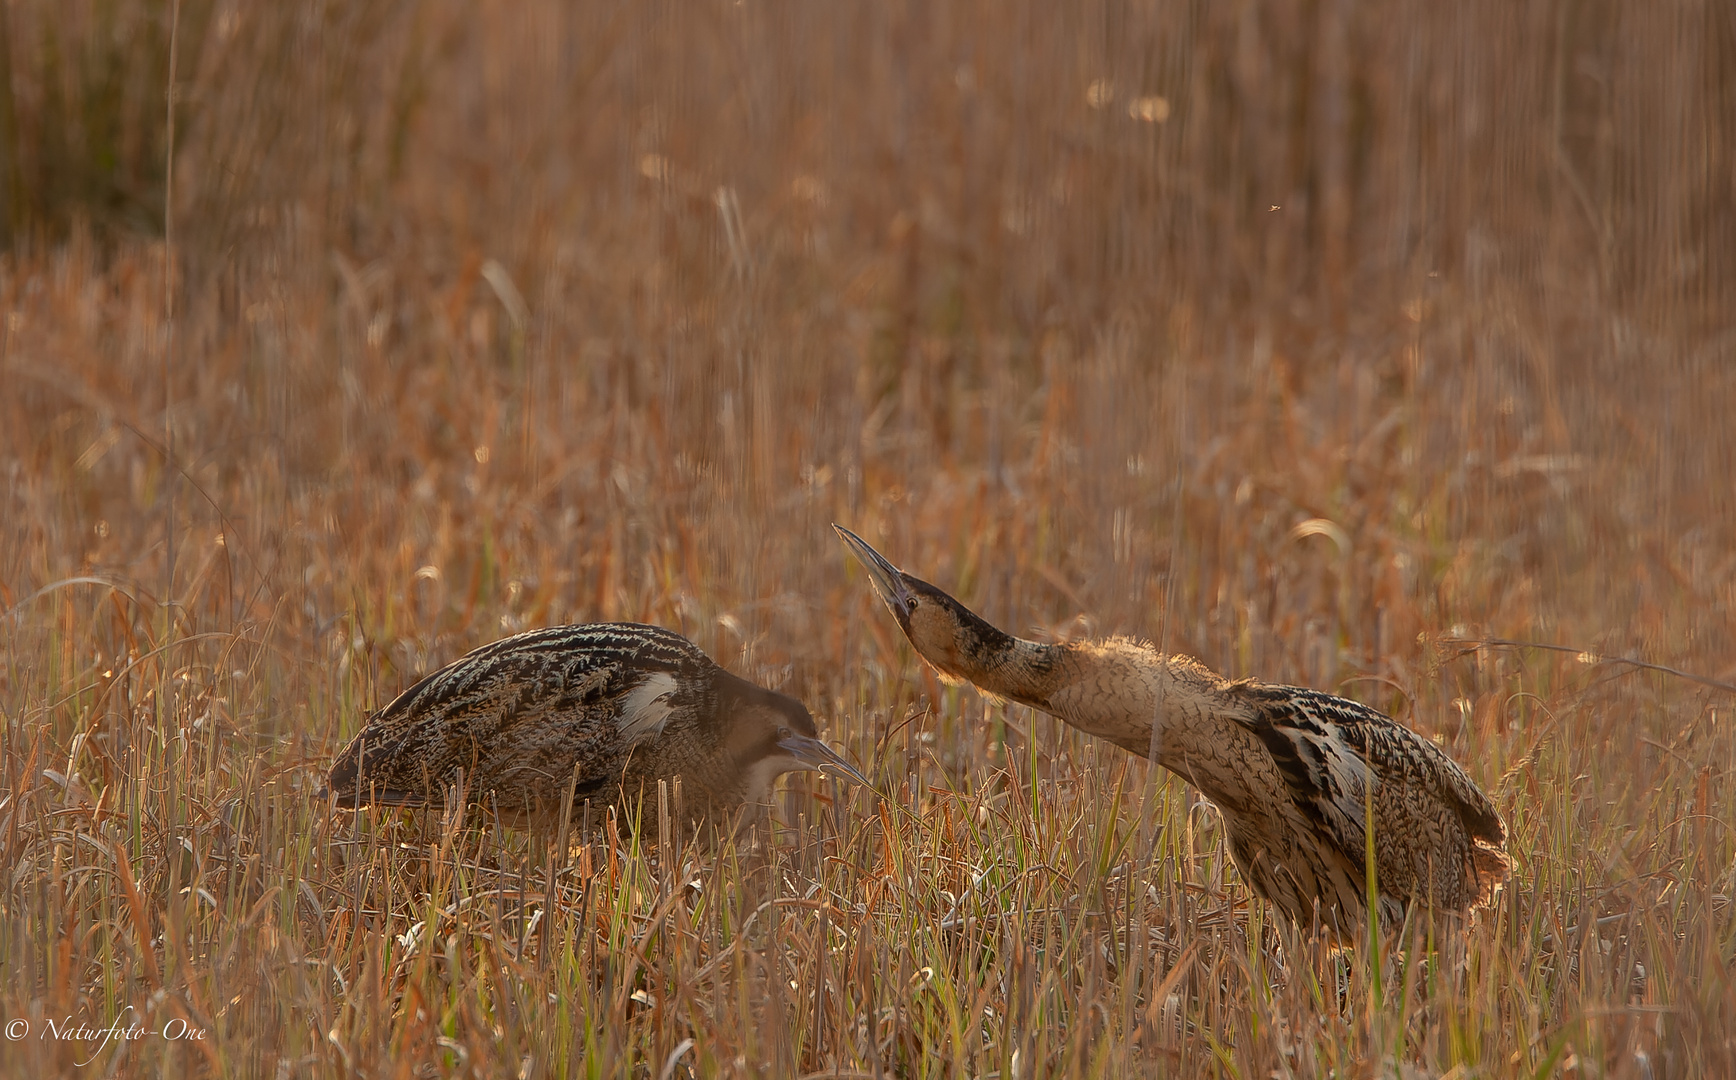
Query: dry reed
1 0 1732 1075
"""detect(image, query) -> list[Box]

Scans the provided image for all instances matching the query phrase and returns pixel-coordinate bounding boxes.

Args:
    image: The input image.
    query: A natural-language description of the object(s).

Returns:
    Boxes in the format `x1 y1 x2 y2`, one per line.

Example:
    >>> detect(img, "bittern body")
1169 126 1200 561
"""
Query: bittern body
328 622 866 833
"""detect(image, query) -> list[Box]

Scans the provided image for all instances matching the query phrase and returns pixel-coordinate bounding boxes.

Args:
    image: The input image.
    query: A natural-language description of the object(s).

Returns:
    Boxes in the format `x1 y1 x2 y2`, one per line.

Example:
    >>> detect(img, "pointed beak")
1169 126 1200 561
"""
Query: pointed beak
777 731 874 788
833 524 914 620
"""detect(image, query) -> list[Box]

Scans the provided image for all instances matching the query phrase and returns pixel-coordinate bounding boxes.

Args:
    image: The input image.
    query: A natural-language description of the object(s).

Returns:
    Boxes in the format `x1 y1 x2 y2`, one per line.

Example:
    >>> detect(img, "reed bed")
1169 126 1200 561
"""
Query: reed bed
1 0 1732 1075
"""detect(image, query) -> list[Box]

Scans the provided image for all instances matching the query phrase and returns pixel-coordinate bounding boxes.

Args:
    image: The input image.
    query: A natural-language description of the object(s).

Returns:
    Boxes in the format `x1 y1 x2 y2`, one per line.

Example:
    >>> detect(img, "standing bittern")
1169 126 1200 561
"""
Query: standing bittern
836 525 1506 933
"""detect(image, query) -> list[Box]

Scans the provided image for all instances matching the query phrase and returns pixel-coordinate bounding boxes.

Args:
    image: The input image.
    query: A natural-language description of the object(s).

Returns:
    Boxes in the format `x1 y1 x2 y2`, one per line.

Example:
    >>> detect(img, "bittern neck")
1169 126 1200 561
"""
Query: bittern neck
948 632 1067 712
960 635 1236 760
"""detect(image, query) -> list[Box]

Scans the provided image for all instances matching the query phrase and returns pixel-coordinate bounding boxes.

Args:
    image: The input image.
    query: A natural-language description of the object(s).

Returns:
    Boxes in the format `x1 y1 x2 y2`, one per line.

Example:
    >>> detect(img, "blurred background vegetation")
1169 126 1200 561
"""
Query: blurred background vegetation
8 0 1732 321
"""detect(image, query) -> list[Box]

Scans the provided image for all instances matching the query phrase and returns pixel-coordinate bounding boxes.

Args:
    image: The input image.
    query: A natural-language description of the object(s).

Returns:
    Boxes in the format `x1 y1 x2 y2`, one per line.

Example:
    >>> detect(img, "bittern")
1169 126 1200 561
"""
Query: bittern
836 525 1507 933
328 622 867 833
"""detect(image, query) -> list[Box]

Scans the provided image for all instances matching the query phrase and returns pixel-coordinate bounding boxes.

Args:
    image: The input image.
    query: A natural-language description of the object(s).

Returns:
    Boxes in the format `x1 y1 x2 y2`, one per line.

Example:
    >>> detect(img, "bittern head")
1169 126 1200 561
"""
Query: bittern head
714 672 871 795
833 524 1015 684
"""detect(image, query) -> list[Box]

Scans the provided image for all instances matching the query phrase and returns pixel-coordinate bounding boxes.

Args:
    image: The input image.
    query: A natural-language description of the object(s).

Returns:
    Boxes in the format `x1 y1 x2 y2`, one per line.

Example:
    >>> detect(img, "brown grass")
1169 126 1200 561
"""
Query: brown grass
2 0 1734 1075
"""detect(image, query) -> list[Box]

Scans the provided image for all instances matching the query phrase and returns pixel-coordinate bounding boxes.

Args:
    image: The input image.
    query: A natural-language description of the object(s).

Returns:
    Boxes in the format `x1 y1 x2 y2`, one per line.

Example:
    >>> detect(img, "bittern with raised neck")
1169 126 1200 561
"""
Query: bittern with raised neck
836 525 1507 933
328 622 868 834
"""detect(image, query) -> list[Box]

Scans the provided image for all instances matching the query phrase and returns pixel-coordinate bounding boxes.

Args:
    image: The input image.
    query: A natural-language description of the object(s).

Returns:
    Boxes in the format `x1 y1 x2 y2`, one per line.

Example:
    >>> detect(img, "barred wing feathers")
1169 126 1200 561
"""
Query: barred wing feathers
327 624 716 810
1232 684 1509 913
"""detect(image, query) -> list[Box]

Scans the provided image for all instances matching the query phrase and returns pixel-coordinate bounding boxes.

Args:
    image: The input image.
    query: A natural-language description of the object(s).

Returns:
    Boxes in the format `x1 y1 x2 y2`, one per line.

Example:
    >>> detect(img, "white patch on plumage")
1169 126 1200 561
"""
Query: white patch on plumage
616 672 678 745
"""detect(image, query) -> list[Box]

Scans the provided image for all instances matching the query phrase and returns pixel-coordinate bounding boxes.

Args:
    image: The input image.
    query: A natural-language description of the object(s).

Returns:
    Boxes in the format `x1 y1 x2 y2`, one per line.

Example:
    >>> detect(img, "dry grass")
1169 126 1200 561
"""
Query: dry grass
2 0 1735 1075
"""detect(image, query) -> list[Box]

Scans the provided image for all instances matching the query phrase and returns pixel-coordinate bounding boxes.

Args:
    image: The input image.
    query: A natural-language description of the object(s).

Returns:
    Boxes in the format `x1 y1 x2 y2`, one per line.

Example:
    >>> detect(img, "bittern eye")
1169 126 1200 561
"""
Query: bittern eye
905 596 918 613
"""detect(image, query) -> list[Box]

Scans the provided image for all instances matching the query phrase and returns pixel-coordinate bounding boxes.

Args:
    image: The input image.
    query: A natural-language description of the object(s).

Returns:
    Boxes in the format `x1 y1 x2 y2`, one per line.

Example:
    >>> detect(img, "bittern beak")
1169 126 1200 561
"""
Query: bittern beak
777 731 874 787
833 524 915 622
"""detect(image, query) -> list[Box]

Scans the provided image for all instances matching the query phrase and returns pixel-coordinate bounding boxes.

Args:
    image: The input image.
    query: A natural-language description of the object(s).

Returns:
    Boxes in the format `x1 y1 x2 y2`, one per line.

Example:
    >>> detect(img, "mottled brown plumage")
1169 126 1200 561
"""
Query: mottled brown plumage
327 623 867 833
836 526 1508 933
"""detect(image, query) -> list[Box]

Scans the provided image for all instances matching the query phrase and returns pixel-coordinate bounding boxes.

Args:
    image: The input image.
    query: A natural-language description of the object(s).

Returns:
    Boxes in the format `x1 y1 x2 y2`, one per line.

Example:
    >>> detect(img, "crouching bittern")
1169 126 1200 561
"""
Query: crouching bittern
836 525 1507 933
328 622 868 833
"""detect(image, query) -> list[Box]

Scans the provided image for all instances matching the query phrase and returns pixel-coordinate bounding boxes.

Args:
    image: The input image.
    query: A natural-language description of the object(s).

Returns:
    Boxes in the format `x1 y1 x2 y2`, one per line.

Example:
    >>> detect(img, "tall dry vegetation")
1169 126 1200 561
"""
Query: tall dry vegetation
1 0 1733 1075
